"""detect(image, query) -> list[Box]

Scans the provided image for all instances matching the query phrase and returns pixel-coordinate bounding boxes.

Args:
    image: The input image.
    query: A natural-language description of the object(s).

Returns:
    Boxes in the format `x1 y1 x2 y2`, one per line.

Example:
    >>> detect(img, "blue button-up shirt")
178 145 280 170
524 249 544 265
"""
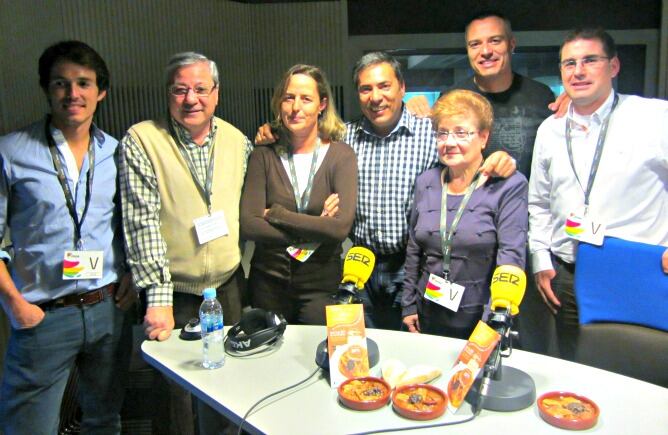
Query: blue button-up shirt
0 118 125 304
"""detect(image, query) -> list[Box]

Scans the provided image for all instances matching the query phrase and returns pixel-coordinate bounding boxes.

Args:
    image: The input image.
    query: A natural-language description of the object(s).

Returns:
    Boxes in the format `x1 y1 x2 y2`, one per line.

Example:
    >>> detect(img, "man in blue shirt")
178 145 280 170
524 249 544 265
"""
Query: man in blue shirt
0 40 134 434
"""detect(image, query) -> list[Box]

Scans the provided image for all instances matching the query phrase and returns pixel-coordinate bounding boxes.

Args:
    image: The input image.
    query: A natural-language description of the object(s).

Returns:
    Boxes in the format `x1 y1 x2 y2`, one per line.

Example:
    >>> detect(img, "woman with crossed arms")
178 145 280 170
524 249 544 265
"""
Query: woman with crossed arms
402 90 528 339
241 64 357 325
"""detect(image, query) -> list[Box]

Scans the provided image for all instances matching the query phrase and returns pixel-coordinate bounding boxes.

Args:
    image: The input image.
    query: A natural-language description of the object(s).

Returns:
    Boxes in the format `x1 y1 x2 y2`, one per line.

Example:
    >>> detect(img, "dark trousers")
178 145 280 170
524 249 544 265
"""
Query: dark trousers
248 258 339 325
155 267 245 435
418 300 484 340
551 257 579 361
358 253 405 331
517 256 557 356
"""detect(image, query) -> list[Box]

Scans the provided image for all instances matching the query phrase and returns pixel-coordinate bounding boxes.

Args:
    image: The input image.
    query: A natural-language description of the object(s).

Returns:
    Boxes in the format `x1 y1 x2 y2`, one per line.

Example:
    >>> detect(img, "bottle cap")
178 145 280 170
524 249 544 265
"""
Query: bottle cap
203 288 216 299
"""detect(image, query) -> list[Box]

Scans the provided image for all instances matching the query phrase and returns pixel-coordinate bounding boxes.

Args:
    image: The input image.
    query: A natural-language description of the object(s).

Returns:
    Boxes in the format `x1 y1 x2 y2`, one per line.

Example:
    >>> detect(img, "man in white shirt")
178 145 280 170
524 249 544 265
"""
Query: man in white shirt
529 28 668 361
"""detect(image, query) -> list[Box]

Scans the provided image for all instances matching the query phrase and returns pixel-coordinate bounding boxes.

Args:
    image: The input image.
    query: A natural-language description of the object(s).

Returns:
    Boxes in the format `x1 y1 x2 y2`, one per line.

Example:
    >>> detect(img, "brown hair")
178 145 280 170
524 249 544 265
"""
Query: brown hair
431 89 494 132
270 64 346 142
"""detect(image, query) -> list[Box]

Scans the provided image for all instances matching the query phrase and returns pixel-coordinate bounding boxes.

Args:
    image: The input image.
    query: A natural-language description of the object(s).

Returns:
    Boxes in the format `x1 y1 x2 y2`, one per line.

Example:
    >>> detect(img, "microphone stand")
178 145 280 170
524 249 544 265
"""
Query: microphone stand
469 306 536 413
314 283 380 370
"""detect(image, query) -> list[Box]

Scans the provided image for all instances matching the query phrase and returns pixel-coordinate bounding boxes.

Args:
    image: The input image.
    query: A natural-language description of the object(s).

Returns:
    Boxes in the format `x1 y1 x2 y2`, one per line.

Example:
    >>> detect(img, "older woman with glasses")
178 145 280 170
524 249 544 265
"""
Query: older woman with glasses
402 89 528 339
240 64 357 325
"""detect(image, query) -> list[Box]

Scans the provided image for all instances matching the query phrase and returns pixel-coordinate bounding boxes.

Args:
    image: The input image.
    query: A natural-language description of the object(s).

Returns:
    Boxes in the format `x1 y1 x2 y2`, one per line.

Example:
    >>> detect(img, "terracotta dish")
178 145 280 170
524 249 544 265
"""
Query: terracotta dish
537 391 600 430
338 377 391 411
392 384 447 420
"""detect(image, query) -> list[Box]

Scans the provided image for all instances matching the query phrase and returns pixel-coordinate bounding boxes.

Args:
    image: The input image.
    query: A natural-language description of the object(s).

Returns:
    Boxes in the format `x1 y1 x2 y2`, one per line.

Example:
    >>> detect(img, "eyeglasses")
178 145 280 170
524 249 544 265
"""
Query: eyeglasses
559 55 610 71
433 130 478 143
169 84 217 98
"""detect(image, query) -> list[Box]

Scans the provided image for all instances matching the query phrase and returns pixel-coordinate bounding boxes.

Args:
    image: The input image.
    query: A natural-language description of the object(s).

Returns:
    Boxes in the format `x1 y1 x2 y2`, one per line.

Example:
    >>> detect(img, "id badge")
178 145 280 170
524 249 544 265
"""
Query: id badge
564 211 605 246
193 211 229 244
63 250 103 280
424 273 465 312
287 242 321 262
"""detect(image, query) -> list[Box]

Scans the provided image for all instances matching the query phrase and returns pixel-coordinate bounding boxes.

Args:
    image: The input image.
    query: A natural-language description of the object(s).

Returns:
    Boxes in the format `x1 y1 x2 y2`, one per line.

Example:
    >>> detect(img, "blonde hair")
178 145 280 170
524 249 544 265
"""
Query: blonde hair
431 89 494 132
270 64 346 142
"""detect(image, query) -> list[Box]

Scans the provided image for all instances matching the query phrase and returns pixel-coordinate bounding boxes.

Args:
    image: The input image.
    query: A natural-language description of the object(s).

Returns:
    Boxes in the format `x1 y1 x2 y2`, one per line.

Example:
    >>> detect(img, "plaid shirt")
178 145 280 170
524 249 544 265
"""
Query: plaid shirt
119 118 252 306
345 108 438 255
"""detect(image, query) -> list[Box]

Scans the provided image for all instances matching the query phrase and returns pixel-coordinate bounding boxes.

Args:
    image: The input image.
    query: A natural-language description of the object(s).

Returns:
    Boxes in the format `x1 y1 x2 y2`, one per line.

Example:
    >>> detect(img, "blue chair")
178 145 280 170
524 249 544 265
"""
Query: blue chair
574 238 668 387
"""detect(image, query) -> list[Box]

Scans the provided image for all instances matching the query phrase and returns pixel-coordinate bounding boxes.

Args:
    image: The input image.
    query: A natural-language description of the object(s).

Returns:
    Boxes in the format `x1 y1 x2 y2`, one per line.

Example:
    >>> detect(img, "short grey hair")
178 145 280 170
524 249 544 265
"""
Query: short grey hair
352 51 404 88
165 51 219 88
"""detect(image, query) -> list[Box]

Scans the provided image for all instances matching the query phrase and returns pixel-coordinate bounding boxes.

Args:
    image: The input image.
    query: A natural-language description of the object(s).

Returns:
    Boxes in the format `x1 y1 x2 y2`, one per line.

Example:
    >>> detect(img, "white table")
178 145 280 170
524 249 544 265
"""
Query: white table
142 325 668 434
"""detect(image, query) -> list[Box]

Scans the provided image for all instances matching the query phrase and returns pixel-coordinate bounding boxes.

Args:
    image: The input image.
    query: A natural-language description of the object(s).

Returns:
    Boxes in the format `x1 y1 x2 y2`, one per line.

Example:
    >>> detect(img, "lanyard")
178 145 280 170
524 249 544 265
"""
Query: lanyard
439 167 481 280
565 93 619 212
287 138 321 213
168 121 216 214
44 116 95 249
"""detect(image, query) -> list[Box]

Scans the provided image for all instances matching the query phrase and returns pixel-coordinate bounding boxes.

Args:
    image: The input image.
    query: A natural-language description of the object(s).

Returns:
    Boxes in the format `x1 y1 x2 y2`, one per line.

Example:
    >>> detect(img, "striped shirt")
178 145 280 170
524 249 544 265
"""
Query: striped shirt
345 108 438 255
119 117 252 306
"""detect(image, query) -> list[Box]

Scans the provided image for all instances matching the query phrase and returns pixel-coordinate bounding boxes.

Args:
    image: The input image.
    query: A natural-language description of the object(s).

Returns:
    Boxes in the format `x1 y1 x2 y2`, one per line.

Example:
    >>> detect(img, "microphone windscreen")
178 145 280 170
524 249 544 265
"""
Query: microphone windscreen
490 265 526 316
341 247 376 289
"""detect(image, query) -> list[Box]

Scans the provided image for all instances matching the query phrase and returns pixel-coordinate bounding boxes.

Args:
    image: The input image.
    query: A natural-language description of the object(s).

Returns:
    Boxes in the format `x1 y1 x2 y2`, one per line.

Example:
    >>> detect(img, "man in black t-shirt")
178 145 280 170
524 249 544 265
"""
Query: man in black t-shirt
459 12 554 178
409 12 556 179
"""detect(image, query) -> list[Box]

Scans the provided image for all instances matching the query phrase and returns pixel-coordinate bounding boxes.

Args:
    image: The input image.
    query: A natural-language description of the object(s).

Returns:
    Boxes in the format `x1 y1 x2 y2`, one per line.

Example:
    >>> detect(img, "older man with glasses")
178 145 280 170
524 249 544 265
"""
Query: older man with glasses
119 51 252 435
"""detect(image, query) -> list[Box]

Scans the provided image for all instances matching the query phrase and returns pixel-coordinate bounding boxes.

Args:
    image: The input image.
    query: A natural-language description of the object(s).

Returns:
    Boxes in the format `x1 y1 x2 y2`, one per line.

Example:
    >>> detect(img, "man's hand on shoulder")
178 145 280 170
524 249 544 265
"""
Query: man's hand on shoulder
548 92 570 119
480 151 516 178
405 95 432 118
144 305 175 341
255 123 278 145
662 249 668 274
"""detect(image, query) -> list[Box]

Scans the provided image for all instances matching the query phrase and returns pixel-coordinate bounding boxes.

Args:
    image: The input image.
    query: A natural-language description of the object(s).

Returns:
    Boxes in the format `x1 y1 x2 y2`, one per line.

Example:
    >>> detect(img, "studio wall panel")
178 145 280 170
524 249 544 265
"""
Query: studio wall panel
0 0 64 132
247 1 346 122
0 0 346 138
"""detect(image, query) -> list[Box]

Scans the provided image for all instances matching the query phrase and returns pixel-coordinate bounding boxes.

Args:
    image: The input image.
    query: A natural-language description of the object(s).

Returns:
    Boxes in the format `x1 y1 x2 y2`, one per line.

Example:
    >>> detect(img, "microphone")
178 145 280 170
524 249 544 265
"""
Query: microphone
486 265 527 378
487 264 527 344
316 246 379 370
469 265 535 413
332 247 376 305
490 264 526 316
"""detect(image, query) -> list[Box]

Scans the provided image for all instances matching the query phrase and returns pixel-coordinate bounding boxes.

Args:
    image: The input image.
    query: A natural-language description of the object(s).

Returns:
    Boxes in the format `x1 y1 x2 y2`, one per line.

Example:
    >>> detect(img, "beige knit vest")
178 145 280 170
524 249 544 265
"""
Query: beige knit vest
127 118 245 295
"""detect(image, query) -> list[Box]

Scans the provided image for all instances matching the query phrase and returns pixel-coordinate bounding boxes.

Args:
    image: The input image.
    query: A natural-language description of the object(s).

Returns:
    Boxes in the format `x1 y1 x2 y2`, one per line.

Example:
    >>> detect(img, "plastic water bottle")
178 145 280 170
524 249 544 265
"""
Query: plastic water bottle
200 288 225 369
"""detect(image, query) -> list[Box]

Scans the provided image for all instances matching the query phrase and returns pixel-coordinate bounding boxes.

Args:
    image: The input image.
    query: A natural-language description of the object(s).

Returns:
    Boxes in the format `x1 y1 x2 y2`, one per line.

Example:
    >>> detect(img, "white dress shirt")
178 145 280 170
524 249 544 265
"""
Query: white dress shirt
528 91 668 273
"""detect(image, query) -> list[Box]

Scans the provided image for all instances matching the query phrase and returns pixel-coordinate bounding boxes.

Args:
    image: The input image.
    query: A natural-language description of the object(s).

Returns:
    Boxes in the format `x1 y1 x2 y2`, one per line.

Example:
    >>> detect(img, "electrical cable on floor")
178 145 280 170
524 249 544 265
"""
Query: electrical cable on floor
236 367 321 435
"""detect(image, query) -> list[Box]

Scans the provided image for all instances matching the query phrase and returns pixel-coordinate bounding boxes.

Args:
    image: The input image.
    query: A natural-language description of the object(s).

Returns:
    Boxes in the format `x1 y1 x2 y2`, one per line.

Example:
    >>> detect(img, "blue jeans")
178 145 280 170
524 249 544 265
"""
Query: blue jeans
359 253 405 330
0 297 130 435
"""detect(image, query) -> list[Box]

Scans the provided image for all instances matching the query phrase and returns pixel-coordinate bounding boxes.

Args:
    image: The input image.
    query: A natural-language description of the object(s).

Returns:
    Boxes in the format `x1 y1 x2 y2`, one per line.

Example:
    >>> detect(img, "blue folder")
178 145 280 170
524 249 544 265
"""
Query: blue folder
575 237 668 331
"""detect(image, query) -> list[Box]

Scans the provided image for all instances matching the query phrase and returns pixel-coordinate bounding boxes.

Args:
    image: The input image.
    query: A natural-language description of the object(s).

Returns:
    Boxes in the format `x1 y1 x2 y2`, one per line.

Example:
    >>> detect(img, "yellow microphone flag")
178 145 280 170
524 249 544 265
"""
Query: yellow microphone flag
490 265 527 316
342 247 376 290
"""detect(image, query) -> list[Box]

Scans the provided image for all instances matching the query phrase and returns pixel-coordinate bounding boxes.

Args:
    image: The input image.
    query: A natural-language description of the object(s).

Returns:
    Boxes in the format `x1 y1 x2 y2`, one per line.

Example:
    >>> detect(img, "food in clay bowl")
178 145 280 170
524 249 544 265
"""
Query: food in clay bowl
537 391 600 430
338 377 391 411
392 384 447 420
